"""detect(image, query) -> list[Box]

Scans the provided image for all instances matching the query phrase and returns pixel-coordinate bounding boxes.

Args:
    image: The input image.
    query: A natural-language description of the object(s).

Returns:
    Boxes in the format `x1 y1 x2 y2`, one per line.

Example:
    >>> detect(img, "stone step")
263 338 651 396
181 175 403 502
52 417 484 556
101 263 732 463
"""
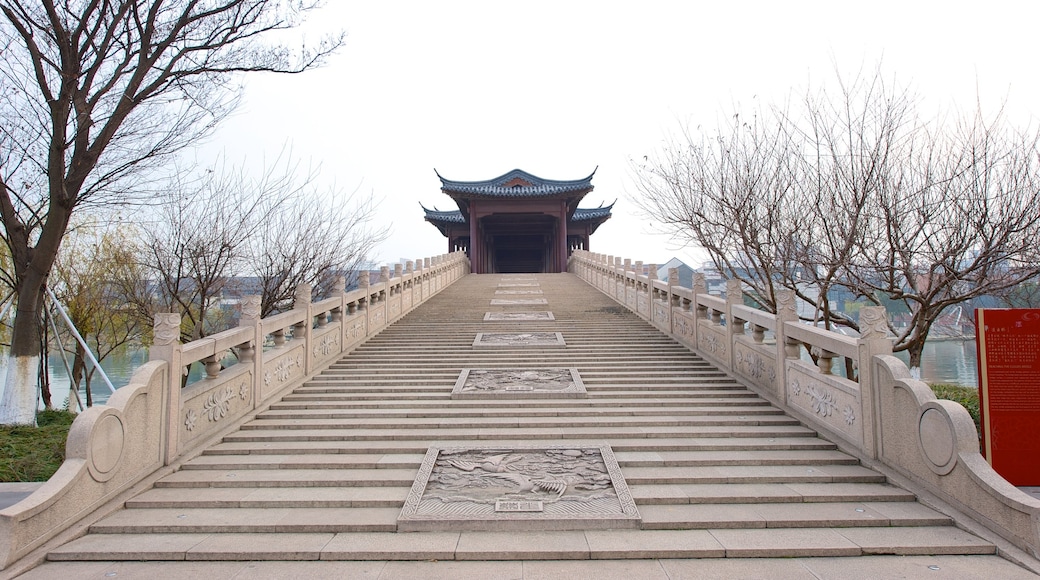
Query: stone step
629 482 917 505
203 436 839 456
637 502 951 529
126 486 409 509
179 449 856 471
287 388 753 398
238 415 801 431
85 501 951 536
154 463 882 489
87 507 400 534
271 397 775 409
45 527 998 562
154 468 417 488
219 424 819 442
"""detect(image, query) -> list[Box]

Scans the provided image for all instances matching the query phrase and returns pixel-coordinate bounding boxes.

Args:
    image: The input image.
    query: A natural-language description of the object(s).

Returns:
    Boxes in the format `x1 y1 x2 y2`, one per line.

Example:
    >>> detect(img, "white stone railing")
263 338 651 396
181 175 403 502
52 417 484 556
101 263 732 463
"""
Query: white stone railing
569 249 1040 559
0 251 470 570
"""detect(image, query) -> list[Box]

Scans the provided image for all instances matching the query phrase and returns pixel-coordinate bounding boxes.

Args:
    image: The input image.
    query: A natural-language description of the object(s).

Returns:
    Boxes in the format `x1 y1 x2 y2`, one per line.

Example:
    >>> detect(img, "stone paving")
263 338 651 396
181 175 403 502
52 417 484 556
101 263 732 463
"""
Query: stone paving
16 273 1040 578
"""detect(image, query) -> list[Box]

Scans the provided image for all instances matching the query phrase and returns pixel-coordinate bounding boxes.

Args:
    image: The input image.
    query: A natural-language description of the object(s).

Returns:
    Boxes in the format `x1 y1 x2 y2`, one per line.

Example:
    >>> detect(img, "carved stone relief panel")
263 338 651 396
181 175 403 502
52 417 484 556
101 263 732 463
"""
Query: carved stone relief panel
452 368 586 399
473 333 566 347
673 311 694 341
498 283 540 288
734 341 777 390
181 372 252 450
786 364 862 446
398 443 641 531
312 326 341 361
698 326 728 358
495 289 544 295
483 312 555 321
260 344 306 400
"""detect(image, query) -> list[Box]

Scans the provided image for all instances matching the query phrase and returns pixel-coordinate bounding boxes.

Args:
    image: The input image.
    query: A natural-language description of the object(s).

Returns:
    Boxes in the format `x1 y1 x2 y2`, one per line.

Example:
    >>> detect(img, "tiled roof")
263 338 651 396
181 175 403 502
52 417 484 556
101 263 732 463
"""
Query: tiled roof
421 205 466 223
436 168 596 198
572 204 613 221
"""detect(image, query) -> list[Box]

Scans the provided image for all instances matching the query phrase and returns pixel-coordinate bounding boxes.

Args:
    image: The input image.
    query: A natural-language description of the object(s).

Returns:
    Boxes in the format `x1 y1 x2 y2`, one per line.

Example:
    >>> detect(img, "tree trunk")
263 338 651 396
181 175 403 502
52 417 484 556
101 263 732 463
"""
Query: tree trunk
71 344 91 408
907 341 924 380
0 278 46 425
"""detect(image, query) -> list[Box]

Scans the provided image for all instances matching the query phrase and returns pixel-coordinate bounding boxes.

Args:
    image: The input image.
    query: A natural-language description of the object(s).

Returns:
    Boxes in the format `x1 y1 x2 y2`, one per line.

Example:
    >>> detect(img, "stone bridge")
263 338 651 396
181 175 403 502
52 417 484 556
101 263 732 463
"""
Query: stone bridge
1 250 1039 578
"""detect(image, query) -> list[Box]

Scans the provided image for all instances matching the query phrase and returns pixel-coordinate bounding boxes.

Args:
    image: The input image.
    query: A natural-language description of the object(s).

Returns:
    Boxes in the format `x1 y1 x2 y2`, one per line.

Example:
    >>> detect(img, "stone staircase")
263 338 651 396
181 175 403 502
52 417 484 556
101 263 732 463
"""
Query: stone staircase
29 273 1036 576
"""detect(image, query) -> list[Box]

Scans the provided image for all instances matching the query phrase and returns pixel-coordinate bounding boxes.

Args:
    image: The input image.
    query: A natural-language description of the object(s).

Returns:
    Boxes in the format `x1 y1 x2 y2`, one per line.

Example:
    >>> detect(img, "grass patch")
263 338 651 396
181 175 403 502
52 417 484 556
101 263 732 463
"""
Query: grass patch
0 409 76 483
930 383 980 433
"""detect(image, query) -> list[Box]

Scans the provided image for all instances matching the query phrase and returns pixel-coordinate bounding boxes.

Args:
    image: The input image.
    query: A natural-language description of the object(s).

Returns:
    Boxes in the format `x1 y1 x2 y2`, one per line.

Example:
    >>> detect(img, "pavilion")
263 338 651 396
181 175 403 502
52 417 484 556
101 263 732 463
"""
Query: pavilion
422 168 613 273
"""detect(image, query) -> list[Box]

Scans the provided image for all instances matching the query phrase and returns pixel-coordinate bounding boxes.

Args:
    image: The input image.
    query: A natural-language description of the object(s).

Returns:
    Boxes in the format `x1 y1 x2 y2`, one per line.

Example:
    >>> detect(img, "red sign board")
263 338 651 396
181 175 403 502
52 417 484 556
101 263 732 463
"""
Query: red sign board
976 308 1040 486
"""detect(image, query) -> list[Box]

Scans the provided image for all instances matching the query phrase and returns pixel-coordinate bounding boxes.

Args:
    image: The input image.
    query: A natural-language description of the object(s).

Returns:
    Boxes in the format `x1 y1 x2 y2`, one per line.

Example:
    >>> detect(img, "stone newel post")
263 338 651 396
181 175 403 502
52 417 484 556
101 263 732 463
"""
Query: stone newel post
774 290 798 403
294 284 313 374
857 305 893 459
725 279 744 370
239 296 262 411
152 312 183 465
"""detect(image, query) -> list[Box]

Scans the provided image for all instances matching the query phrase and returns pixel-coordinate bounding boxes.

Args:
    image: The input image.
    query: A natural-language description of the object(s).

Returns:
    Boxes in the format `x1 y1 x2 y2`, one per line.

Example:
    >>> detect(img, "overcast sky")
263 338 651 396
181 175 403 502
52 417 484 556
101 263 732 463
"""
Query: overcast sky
200 1 1040 269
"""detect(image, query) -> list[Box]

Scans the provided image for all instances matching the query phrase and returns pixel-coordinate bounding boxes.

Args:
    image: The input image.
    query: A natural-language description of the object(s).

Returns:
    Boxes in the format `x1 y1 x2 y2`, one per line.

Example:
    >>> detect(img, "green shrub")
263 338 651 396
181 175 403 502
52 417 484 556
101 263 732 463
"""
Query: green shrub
0 409 76 482
930 383 981 434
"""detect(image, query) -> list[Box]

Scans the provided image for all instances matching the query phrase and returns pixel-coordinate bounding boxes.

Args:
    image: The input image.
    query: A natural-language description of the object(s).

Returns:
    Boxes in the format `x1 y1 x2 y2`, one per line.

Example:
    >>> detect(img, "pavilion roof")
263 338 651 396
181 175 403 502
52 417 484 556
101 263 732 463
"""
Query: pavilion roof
436 168 596 198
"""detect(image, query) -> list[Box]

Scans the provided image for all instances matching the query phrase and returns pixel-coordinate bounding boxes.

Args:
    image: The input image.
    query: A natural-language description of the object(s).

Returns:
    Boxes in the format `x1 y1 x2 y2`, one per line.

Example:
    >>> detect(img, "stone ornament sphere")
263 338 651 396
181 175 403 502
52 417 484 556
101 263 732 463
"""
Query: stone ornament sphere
87 409 126 482
917 401 958 475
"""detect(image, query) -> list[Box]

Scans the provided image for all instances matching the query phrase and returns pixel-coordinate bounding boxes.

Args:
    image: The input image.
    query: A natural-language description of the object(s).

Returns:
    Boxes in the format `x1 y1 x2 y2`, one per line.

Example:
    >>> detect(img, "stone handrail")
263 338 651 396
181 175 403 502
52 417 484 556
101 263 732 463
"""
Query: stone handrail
0 251 470 570
569 249 1040 559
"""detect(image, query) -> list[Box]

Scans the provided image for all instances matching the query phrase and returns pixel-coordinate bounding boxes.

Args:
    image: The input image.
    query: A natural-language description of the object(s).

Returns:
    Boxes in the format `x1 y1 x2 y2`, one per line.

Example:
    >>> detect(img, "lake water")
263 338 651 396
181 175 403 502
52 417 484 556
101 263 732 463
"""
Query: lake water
0 337 981 412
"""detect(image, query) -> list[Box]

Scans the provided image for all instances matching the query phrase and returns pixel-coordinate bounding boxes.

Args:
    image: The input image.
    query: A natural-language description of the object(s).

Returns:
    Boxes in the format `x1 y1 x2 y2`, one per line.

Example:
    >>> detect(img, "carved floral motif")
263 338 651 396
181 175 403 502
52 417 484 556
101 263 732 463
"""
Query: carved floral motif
184 409 198 432
806 384 837 417
313 332 340 357
843 405 857 426
203 386 234 422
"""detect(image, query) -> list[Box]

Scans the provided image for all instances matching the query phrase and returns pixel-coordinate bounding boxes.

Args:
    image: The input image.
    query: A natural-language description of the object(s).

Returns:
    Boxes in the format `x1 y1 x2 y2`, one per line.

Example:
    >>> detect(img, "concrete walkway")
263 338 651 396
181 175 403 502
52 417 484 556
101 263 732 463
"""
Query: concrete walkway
14 274 1039 578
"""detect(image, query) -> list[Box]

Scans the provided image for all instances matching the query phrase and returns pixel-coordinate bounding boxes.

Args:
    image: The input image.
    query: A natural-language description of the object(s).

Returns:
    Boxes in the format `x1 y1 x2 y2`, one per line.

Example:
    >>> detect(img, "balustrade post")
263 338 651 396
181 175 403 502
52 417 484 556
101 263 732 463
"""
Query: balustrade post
857 305 893 459
692 272 707 347
294 284 313 375
668 267 679 335
358 270 370 338
239 296 262 411
775 289 798 404
151 313 183 466
725 279 744 372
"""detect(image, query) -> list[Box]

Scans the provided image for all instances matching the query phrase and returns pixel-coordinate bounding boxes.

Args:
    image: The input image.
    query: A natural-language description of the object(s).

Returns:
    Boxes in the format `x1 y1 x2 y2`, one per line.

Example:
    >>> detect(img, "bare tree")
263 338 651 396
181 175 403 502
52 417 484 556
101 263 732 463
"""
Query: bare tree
846 108 1040 370
247 186 387 318
634 67 1040 377
136 159 300 343
0 1 342 423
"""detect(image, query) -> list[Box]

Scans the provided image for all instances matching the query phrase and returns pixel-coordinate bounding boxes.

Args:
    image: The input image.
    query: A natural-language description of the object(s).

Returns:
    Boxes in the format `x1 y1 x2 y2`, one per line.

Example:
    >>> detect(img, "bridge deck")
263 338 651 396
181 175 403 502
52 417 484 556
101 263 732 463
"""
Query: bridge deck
22 274 1038 578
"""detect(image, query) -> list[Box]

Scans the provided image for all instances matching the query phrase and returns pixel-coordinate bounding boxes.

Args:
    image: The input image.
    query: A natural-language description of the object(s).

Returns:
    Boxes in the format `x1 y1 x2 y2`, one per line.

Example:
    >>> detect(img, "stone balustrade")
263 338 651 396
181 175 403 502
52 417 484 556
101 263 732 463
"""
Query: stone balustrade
569 249 1040 559
0 251 470 569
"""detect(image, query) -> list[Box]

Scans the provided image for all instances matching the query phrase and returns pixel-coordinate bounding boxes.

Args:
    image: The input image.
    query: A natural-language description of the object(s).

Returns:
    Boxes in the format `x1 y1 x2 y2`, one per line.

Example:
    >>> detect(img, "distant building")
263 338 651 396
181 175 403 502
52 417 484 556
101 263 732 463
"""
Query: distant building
656 258 695 288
